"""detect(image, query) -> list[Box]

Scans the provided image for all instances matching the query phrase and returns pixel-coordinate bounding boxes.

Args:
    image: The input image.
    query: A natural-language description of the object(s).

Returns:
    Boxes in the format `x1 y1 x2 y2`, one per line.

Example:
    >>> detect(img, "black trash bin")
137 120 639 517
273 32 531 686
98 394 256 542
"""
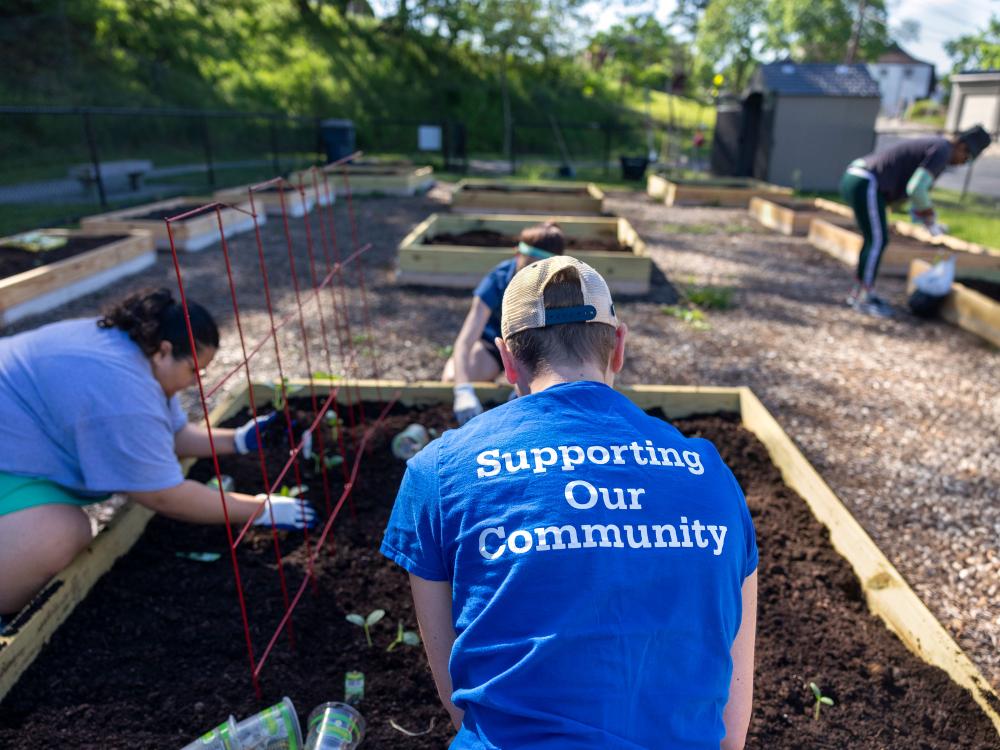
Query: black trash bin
619 156 649 181
320 118 356 163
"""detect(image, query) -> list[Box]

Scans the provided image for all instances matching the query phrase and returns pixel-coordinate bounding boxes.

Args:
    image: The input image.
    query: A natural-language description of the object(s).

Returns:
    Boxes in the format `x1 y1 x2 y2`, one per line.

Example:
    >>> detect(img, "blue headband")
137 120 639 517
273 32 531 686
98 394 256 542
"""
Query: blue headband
517 241 555 260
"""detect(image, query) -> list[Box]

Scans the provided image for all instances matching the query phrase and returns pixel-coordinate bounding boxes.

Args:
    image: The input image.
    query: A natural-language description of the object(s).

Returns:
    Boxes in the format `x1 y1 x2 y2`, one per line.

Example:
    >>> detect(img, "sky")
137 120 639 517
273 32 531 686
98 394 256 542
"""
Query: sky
583 0 998 73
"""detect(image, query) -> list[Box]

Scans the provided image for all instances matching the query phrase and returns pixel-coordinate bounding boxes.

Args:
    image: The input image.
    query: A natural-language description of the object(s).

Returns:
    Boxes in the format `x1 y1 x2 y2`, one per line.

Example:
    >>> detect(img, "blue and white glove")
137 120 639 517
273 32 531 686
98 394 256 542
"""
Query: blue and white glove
252 494 318 530
234 412 280 454
453 383 483 426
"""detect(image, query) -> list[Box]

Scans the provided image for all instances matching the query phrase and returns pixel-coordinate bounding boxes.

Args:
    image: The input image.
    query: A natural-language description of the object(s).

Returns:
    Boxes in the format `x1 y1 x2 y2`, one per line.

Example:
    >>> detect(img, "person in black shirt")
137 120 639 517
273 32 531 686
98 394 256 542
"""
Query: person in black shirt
839 125 991 317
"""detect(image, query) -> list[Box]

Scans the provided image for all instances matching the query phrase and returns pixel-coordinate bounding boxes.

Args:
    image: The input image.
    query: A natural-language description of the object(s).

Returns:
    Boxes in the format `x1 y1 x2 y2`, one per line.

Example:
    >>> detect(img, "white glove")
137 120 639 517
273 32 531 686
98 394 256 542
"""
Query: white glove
453 383 483 426
252 494 318 530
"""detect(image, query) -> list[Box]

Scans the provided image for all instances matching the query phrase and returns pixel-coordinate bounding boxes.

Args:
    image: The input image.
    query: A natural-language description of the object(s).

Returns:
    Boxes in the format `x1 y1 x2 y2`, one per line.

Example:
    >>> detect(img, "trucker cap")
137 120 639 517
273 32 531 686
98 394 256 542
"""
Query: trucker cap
500 255 619 340
958 125 991 160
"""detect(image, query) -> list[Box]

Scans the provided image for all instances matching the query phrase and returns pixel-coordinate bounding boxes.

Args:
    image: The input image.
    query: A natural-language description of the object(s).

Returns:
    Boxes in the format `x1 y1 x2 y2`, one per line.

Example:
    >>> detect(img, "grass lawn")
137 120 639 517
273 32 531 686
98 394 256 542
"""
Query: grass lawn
797 188 1000 249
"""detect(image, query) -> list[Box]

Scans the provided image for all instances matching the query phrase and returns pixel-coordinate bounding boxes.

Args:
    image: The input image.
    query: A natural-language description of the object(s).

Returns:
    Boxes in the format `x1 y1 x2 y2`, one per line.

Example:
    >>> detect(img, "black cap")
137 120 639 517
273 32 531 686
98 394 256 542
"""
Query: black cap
958 125 991 159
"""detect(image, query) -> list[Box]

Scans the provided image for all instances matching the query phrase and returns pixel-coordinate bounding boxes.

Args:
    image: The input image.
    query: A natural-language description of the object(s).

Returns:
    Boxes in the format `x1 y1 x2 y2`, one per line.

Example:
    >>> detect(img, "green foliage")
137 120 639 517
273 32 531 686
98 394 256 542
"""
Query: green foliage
662 305 710 330
945 15 1000 73
346 608 386 647
271 376 290 412
385 620 421 652
694 0 768 91
766 0 888 62
809 682 834 720
684 283 734 310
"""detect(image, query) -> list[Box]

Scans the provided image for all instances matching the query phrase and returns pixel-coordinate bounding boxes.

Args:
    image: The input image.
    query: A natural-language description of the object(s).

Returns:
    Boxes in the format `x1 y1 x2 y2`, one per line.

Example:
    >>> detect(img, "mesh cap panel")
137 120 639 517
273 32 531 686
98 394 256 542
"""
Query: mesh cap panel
501 256 618 339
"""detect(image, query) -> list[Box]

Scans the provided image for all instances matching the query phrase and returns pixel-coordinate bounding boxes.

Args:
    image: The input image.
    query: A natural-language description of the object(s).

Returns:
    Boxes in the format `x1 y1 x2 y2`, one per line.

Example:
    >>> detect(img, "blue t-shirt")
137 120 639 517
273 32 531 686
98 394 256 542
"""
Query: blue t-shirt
0 318 188 495
382 381 758 749
473 258 517 345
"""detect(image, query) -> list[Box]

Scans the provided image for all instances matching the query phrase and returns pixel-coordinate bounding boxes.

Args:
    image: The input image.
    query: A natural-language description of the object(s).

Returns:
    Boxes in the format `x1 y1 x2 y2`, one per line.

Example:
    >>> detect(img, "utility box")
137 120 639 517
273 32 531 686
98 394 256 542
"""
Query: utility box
320 119 356 163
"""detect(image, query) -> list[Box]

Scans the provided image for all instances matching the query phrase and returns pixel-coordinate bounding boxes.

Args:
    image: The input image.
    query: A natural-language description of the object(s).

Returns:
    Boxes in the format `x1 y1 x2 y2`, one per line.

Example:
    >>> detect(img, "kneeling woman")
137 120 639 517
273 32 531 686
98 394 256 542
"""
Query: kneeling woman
0 288 316 617
443 221 565 424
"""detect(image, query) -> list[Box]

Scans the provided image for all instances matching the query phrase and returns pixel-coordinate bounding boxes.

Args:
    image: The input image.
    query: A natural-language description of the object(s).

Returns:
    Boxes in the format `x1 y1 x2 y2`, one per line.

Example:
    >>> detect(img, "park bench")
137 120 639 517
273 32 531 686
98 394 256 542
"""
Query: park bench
69 160 153 193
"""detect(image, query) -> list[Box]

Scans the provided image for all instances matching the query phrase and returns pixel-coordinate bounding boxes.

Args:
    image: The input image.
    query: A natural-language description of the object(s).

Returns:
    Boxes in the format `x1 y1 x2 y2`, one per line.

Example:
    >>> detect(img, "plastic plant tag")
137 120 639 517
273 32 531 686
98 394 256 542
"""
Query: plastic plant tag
176 552 222 563
344 672 364 705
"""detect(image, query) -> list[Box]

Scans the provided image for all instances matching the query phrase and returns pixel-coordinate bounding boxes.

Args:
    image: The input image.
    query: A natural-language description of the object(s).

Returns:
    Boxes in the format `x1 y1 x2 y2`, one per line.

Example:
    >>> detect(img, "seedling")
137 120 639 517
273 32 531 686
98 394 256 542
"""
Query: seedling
325 409 341 442
278 484 307 498
437 344 454 359
809 682 834 720
271 376 290 411
313 451 344 473
385 620 421 652
684 283 734 310
346 609 385 647
661 305 710 330
312 370 341 382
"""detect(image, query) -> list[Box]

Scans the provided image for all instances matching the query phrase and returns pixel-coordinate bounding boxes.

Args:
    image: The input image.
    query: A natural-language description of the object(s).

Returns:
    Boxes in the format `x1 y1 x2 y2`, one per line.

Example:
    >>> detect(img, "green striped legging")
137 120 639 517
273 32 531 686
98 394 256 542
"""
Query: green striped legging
839 166 888 288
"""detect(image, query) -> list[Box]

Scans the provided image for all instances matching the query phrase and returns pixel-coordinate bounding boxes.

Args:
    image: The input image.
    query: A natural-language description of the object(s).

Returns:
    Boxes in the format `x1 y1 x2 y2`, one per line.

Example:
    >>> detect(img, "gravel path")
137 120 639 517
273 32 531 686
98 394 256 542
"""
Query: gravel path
4 183 998 692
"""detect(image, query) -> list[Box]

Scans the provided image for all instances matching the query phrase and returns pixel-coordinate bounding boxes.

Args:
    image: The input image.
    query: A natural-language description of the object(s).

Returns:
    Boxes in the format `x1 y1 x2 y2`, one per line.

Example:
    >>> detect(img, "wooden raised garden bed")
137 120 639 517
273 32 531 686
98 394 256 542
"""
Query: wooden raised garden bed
908 259 1000 347
0 227 155 326
807 216 1000 280
80 196 261 253
212 181 332 218
450 180 605 214
292 164 434 197
647 174 793 207
748 196 853 236
396 213 650 295
0 380 997 748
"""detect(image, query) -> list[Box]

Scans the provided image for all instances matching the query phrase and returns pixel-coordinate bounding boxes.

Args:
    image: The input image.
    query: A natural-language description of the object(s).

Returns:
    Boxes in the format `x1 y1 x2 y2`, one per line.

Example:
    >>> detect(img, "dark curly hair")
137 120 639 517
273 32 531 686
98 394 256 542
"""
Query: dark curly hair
520 222 565 256
98 288 219 358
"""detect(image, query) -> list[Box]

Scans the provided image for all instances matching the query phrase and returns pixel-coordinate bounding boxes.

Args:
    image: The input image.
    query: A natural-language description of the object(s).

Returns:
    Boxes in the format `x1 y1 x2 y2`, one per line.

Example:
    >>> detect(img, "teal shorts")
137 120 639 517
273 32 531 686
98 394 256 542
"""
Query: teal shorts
0 471 110 517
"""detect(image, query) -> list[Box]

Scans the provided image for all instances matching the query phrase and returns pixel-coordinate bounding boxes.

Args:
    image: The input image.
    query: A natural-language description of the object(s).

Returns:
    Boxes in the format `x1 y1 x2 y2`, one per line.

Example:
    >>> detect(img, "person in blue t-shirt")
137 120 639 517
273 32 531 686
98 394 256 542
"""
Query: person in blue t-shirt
0 288 316 617
383 257 758 749
442 221 565 425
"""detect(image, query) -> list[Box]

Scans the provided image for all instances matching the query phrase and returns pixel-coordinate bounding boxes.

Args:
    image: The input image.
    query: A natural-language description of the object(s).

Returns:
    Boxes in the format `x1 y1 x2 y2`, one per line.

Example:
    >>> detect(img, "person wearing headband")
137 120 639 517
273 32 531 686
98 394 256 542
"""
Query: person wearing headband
384 256 758 749
839 124 992 317
442 221 565 425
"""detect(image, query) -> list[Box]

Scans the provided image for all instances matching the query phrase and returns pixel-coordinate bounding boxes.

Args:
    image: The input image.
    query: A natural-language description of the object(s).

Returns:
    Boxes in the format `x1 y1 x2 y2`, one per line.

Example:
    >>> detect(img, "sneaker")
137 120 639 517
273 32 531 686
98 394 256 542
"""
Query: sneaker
845 285 861 306
853 296 894 318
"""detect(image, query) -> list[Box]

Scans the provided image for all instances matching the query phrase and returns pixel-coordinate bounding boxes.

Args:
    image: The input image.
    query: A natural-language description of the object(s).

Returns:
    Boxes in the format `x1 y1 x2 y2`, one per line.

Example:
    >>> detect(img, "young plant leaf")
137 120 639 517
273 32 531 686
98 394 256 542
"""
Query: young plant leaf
820 697 834 706
809 682 821 699
402 631 421 646
346 614 365 627
366 609 386 627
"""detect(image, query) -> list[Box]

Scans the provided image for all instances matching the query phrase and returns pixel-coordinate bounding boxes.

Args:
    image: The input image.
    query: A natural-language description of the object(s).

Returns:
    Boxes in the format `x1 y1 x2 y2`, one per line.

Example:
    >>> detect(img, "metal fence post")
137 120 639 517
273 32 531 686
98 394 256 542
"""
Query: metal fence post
509 121 516 176
201 115 216 188
81 109 107 207
269 119 280 175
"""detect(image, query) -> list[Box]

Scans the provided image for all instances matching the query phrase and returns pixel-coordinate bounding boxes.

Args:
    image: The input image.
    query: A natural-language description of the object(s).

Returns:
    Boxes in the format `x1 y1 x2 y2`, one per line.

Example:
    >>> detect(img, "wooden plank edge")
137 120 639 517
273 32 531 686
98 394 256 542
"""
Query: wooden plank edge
908 260 1000 348
737 387 1000 735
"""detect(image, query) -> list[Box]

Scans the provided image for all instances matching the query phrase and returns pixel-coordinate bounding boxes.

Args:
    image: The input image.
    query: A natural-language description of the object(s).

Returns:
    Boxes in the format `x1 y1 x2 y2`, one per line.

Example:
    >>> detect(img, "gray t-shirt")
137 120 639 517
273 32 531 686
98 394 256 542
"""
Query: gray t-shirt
861 137 952 204
0 318 188 494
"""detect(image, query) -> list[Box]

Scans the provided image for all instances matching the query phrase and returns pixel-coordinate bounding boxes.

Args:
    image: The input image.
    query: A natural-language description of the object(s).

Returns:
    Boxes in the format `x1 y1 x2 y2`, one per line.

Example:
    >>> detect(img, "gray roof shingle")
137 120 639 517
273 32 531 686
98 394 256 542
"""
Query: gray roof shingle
750 62 881 98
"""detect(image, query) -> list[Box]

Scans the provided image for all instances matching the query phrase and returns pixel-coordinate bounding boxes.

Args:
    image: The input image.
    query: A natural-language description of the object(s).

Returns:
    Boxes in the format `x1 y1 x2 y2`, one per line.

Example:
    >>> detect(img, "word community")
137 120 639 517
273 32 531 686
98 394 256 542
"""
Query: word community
477 475 729 561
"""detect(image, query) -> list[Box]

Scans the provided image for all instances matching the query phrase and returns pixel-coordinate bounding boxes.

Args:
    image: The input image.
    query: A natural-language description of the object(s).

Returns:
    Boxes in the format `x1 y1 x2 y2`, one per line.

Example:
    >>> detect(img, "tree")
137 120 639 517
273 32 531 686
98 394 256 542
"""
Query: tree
945 15 1000 72
694 0 768 92
588 15 686 94
766 0 889 63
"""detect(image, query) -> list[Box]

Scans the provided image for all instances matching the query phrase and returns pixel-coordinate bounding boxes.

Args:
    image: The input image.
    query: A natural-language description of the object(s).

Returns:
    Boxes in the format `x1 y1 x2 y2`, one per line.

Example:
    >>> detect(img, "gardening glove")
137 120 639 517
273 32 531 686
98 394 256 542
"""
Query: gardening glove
928 222 949 237
252 494 318 530
453 383 483 426
234 412 280 454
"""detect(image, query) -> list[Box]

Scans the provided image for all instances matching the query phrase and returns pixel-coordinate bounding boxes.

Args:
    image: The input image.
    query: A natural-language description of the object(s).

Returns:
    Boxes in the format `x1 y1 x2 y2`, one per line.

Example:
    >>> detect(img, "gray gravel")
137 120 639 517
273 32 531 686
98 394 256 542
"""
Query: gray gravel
4 182 998 692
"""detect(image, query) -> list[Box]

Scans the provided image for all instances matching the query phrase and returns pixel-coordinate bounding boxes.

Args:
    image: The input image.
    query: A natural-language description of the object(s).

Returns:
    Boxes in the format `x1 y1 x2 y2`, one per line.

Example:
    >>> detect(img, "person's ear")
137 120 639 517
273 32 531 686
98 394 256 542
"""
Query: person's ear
496 337 520 386
610 323 628 375
152 340 173 363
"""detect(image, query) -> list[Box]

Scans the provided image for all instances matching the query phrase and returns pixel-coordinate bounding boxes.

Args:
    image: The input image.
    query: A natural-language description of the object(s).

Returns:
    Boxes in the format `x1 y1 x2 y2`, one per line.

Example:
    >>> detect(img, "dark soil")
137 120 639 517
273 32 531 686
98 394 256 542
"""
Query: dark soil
0 402 995 749
957 277 1000 303
465 185 587 195
0 234 129 280
426 229 630 254
128 204 216 221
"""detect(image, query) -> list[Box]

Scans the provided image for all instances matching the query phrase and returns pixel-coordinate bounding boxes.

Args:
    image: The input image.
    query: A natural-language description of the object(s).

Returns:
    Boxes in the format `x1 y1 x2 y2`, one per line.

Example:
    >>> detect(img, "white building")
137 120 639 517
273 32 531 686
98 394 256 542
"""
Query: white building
946 71 1000 138
867 44 935 118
